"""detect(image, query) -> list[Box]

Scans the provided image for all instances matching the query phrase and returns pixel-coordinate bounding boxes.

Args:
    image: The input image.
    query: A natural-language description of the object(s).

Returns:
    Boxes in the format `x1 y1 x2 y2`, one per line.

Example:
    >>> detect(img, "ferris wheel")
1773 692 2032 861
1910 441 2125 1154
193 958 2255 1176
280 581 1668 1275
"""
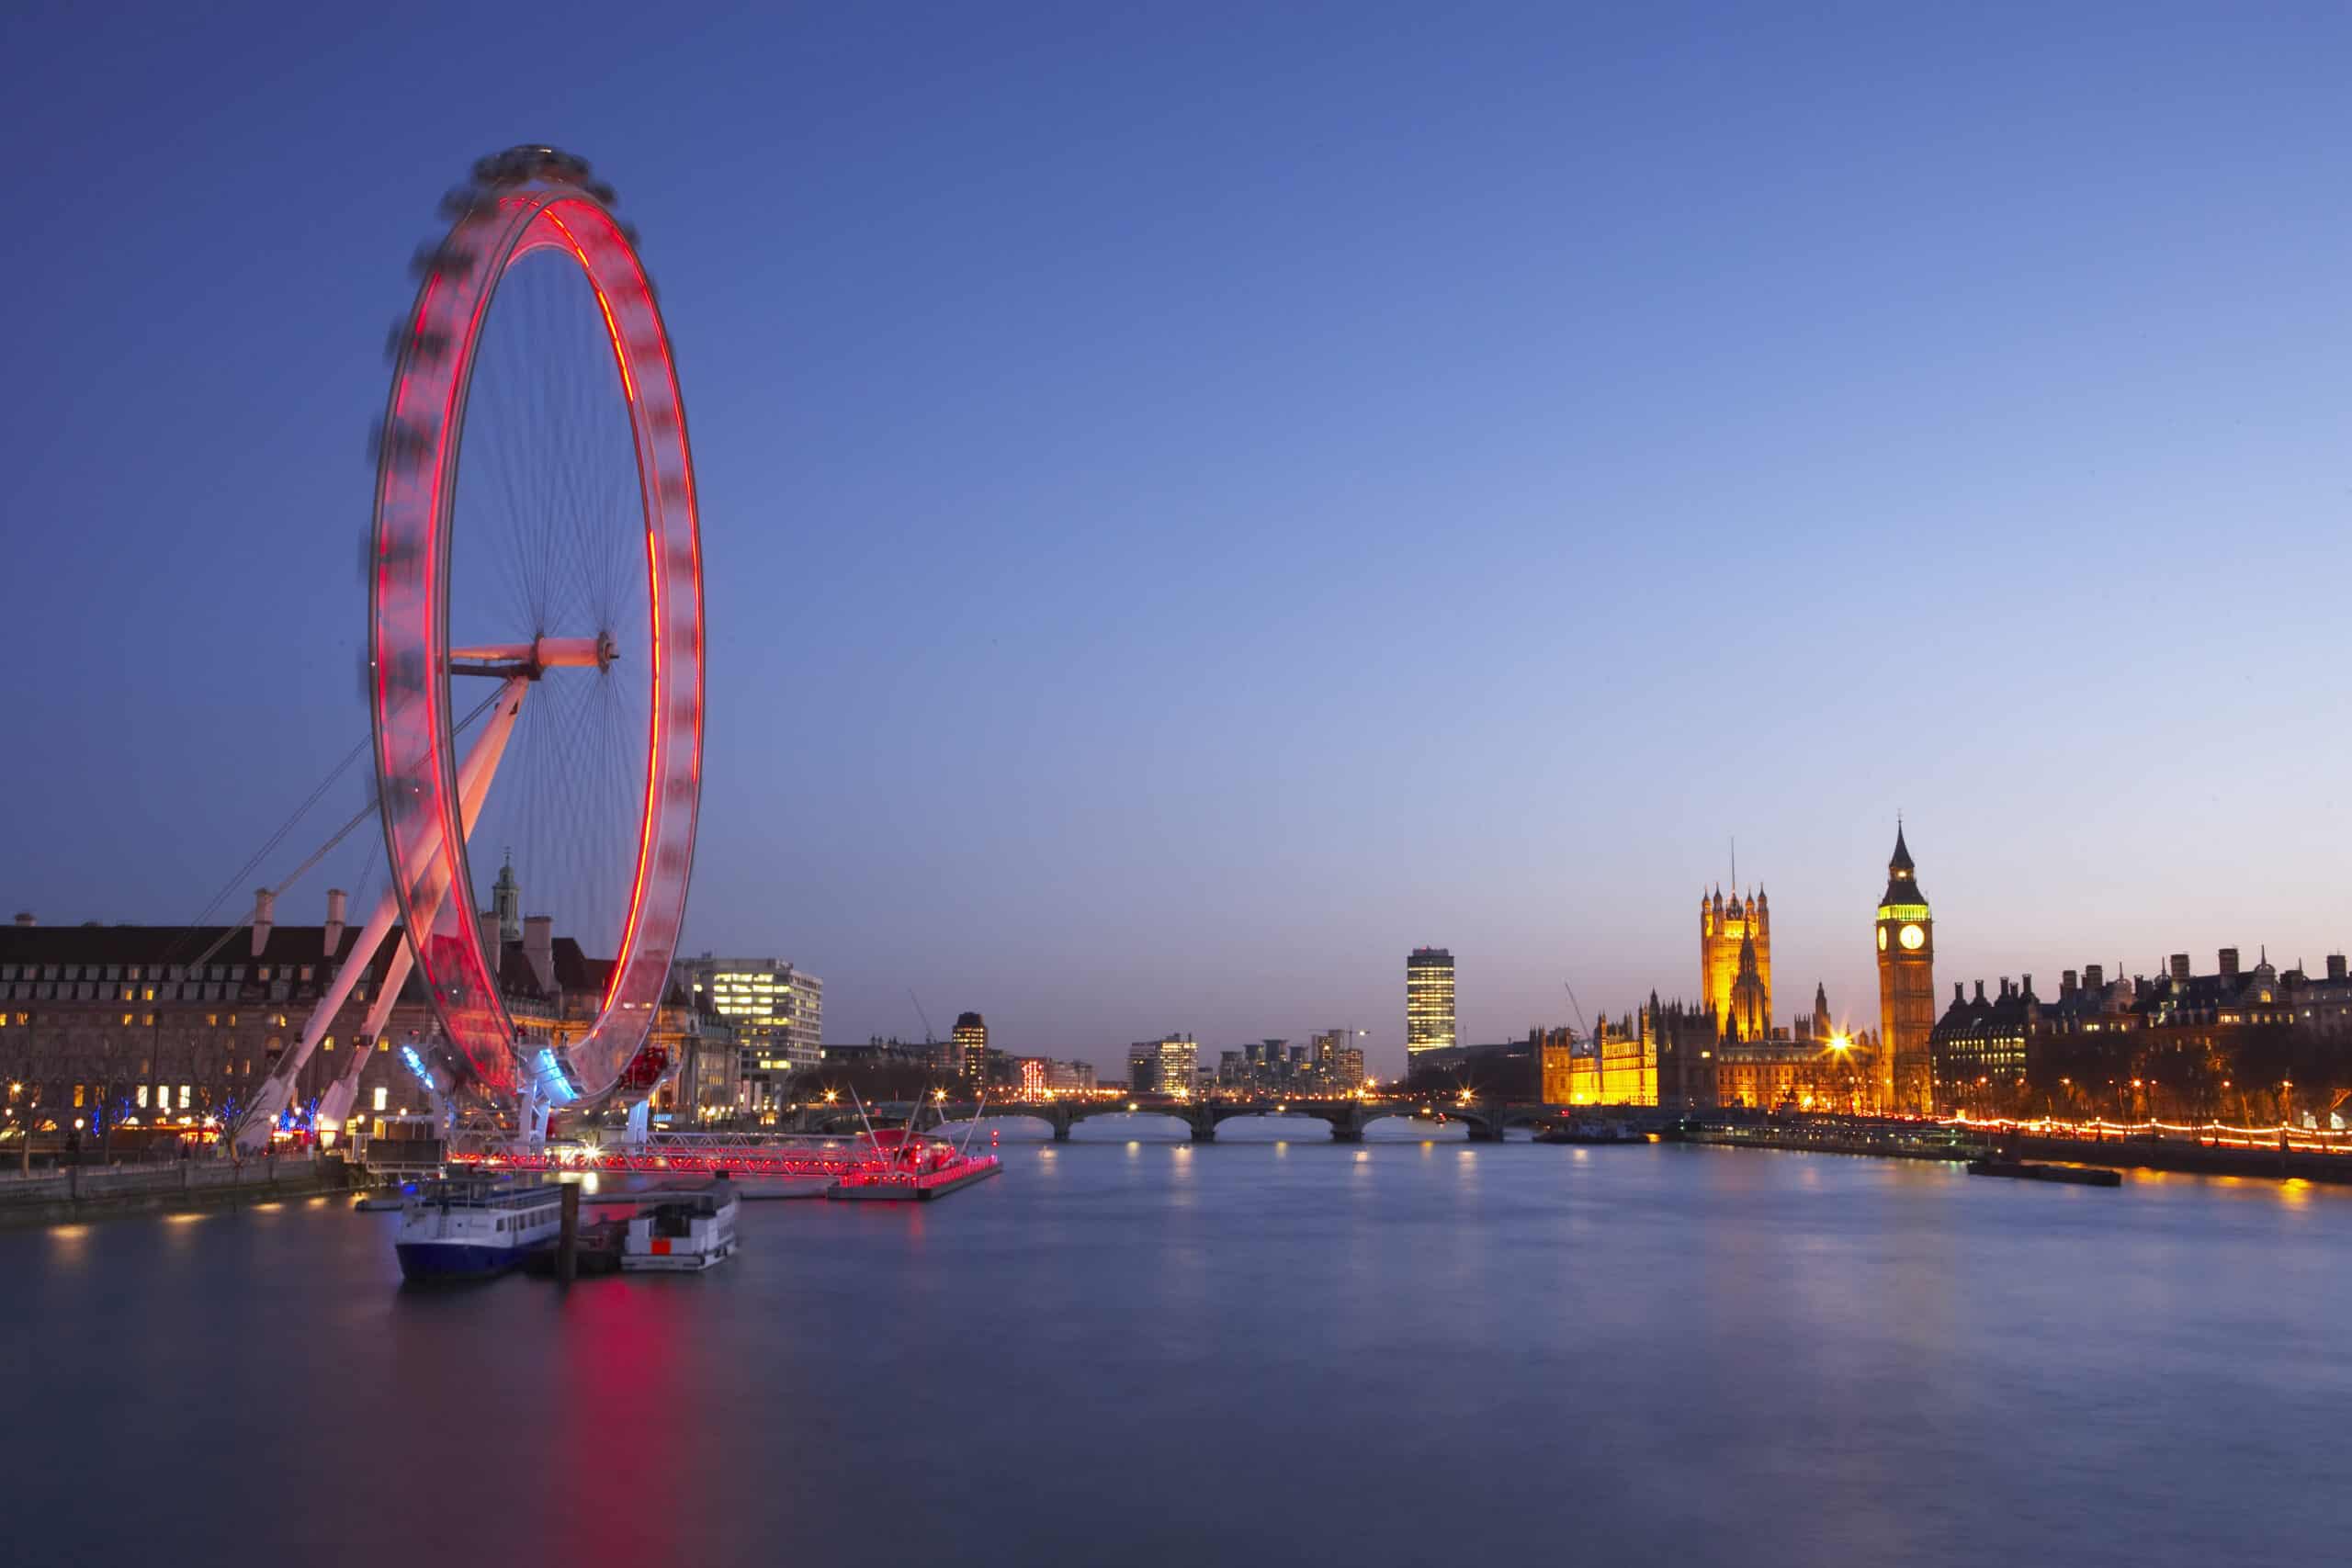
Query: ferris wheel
365 146 706 1115
219 147 705 1155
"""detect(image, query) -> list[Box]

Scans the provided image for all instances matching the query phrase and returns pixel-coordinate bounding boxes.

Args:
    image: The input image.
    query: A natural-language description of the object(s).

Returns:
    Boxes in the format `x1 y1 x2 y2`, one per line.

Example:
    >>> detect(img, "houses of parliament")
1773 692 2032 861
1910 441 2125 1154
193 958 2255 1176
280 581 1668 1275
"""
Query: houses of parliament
1539 829 1930 1111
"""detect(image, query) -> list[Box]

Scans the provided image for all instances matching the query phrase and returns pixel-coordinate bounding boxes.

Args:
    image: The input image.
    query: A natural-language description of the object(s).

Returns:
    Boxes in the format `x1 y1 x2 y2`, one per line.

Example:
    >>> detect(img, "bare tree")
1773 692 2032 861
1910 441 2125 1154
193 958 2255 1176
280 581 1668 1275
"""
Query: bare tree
4 1025 71 1174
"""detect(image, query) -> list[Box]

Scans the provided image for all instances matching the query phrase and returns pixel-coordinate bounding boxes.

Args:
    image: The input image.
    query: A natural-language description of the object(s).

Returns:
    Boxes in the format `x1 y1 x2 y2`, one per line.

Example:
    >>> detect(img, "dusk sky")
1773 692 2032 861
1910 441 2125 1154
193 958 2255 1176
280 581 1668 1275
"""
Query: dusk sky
5 4 2346 1074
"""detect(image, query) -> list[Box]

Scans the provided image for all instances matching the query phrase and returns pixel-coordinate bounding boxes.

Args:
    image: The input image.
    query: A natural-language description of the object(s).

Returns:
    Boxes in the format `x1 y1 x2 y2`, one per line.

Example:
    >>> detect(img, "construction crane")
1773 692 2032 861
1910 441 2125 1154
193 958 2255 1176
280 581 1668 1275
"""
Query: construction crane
1563 982 1592 1046
909 989 938 1046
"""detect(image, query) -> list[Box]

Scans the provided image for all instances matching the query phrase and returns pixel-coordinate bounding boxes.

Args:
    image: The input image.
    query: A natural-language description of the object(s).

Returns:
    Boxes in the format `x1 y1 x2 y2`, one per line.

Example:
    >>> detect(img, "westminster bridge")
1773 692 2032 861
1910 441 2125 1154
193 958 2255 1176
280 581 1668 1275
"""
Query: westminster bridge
788 1095 1680 1143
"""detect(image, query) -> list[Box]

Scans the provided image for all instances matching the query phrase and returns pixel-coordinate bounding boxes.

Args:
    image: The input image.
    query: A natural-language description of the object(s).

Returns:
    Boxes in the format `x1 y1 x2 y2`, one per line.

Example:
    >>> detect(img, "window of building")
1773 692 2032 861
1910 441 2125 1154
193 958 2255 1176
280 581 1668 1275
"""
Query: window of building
136 1085 149 1109
373 1087 388 1112
179 1085 191 1110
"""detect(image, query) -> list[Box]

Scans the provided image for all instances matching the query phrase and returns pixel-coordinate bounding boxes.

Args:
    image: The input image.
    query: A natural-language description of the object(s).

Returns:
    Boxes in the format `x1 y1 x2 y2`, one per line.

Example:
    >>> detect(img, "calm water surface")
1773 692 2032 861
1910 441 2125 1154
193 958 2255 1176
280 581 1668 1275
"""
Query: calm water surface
7 1134 2347 1566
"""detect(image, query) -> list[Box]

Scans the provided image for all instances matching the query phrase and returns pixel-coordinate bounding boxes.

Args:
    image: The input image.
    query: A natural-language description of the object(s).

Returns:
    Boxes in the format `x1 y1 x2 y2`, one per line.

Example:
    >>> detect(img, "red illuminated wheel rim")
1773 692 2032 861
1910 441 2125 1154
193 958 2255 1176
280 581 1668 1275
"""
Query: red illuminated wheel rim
368 147 703 1106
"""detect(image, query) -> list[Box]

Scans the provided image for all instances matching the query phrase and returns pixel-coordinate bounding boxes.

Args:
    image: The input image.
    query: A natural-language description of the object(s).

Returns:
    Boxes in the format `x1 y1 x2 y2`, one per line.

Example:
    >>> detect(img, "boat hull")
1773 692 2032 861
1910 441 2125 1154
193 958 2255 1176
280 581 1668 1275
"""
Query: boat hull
1966 1158 2123 1188
828 1159 1002 1201
621 1238 737 1272
396 1242 528 1280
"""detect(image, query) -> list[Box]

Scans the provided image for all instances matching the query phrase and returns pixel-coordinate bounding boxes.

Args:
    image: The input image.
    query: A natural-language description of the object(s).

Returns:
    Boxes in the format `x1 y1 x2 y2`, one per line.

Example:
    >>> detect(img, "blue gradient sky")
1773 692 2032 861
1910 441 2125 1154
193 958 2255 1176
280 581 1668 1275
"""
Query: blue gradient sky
4 4 2346 1074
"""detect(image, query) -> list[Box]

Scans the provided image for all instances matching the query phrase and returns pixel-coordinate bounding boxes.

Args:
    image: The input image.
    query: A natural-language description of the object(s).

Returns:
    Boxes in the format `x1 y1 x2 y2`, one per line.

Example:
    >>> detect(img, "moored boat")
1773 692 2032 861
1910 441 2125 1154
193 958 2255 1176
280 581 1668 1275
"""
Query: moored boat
1966 1156 2122 1188
1536 1121 1647 1145
393 1177 564 1280
826 1089 1004 1201
621 1180 741 1271
828 1131 1001 1201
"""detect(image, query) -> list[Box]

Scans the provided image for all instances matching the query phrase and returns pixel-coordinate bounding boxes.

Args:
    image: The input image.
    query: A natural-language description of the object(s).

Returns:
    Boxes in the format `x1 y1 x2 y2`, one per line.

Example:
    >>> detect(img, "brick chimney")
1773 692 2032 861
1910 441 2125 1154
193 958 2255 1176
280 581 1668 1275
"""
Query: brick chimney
251 888 276 957
2330 954 2347 982
2085 964 2105 990
2218 948 2240 977
2062 969 2078 996
2169 953 2191 983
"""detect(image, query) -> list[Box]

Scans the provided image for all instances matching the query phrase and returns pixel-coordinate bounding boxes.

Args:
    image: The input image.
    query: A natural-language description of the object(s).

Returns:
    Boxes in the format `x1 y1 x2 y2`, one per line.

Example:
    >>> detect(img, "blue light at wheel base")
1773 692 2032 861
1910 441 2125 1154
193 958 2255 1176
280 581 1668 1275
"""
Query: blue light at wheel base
533 1047 580 1106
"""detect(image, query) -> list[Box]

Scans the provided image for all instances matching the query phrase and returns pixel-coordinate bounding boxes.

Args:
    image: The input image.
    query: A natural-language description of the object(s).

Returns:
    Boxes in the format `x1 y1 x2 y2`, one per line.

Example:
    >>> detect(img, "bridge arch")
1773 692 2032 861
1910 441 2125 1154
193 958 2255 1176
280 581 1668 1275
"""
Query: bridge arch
1358 1110 1470 1139
1209 1112 1335 1141
932 1111 1057 1141
1065 1110 1193 1141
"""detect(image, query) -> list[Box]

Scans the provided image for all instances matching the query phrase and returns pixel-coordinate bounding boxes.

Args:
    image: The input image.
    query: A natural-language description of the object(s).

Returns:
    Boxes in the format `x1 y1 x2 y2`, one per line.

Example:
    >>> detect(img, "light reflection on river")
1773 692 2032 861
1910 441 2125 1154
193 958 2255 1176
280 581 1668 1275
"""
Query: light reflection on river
6 1144 2347 1567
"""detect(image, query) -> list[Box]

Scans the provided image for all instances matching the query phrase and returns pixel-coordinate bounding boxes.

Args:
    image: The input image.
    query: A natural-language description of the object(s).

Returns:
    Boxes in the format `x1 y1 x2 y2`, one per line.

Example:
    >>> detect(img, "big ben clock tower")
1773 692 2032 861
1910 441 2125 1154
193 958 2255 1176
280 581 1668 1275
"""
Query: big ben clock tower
1874 823 1935 1114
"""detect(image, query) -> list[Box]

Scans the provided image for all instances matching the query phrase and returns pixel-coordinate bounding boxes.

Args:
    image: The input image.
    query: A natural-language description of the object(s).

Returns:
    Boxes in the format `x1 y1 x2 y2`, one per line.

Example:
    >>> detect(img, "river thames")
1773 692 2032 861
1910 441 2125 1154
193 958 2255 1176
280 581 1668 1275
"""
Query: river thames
8 1128 2347 1566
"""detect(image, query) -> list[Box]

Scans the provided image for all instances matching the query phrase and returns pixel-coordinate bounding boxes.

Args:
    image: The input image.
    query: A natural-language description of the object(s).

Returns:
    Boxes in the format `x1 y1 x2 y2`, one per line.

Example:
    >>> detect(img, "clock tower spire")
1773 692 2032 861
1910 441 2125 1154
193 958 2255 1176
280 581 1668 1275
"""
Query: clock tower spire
1874 821 1935 1113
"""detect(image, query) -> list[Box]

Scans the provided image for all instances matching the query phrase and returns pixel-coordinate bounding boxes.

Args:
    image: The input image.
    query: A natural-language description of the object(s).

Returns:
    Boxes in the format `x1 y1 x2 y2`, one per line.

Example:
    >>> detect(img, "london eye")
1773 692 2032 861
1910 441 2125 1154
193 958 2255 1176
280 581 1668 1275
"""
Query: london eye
368 146 706 1117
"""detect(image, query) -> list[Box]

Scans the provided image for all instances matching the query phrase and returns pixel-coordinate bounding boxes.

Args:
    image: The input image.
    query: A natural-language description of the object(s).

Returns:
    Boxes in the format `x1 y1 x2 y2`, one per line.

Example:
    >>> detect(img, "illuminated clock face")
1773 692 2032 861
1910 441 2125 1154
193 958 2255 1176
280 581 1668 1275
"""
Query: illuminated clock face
1877 927 1889 952
1899 923 1926 952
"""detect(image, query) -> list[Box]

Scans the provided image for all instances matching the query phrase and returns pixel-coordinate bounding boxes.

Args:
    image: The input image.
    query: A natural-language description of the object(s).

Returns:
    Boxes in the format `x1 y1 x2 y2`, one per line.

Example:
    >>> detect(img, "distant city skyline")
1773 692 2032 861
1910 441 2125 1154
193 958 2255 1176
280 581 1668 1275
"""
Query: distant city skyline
5 7 2348 1075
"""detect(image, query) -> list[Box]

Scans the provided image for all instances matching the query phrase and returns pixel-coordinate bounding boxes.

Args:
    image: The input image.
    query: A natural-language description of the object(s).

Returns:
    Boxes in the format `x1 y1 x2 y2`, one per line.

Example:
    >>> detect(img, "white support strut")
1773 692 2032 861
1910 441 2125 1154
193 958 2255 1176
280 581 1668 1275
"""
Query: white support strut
235 677 530 1153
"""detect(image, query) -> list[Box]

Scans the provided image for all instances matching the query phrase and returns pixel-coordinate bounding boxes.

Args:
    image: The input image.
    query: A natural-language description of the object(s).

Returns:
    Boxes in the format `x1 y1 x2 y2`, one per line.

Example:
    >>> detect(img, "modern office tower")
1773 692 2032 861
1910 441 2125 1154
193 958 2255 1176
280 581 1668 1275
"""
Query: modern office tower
1312 1028 1364 1089
1407 947 1456 1061
1129 1032 1197 1094
953 1011 989 1082
1157 1032 1198 1094
685 956 824 1111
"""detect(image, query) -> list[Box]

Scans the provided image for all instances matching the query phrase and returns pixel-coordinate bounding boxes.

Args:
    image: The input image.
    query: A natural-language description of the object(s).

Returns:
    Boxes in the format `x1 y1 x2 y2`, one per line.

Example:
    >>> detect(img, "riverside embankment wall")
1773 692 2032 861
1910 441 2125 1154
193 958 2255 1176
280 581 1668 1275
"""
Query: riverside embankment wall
0 1153 356 1227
